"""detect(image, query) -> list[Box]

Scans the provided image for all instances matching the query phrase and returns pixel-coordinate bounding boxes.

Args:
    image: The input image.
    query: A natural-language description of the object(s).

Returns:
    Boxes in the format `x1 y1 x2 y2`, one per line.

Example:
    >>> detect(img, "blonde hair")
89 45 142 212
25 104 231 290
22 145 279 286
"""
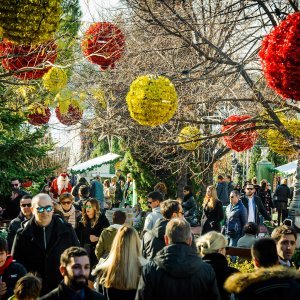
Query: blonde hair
196 231 227 256
98 225 147 290
202 185 218 210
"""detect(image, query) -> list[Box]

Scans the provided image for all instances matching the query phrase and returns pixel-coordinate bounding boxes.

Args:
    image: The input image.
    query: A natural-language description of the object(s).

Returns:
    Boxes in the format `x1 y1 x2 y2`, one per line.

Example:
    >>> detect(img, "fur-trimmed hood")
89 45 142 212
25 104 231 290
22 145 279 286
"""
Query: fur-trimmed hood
224 265 300 294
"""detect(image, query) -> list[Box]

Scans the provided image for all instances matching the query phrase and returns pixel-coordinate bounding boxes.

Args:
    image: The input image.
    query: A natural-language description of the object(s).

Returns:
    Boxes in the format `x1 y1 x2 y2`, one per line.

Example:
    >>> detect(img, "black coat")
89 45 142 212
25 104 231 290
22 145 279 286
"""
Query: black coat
182 194 197 217
203 253 238 300
12 215 80 295
40 282 104 299
136 243 220 300
225 265 300 300
0 257 27 300
76 213 110 268
274 184 291 209
142 219 168 260
240 195 271 223
201 200 224 235
7 212 28 251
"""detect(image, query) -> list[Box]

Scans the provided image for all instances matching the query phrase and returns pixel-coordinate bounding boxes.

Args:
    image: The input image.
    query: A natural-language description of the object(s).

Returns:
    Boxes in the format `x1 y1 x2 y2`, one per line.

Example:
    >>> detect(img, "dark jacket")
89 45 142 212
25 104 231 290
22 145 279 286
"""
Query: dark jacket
76 213 110 268
240 195 271 223
7 212 30 251
0 256 27 300
142 219 168 260
201 200 224 235
274 184 291 209
203 253 238 300
227 181 235 198
216 182 229 205
12 215 80 295
41 281 104 299
136 243 220 300
225 265 300 300
258 189 274 214
182 194 197 217
224 201 247 238
3 190 28 219
102 287 136 300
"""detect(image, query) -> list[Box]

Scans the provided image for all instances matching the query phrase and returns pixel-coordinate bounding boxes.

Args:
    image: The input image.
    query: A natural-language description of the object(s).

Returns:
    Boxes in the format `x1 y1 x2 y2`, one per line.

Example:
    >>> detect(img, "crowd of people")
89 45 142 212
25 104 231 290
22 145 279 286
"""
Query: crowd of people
0 172 296 299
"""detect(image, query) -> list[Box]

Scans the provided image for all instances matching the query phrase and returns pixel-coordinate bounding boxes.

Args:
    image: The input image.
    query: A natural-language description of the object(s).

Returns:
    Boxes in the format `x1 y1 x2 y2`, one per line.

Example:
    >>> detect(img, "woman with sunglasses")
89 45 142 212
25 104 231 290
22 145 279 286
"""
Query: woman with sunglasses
93 225 148 300
200 185 224 235
54 193 81 229
76 199 110 269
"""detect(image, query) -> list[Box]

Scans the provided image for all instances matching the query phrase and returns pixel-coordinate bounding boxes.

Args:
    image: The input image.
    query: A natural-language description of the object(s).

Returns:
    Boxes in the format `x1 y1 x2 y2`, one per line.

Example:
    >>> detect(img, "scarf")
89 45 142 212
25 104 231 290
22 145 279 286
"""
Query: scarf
56 204 76 228
0 255 13 275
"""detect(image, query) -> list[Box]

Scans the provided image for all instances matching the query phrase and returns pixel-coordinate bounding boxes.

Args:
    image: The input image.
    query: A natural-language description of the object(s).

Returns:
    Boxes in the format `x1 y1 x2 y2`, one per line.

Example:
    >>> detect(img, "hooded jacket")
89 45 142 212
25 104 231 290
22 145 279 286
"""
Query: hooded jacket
135 243 220 300
142 219 168 260
224 265 300 300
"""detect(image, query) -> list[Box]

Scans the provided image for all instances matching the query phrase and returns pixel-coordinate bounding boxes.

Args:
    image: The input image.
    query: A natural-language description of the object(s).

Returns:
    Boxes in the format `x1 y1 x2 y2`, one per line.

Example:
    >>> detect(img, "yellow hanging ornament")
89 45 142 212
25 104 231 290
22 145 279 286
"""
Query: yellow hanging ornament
178 126 201 150
126 75 178 126
43 67 68 94
266 118 300 155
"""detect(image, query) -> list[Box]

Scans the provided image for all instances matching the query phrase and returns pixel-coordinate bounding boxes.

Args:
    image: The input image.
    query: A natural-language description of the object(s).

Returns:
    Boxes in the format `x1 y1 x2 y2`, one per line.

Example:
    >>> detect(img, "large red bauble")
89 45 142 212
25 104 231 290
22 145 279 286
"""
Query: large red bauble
0 40 57 80
221 115 258 152
81 22 125 70
55 105 82 126
27 107 51 126
259 12 300 101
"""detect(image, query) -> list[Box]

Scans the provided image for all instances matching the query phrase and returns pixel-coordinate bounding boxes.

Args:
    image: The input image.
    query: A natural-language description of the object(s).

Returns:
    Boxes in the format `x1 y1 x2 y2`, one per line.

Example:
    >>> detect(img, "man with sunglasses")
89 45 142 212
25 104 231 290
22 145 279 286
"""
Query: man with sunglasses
7 195 33 251
12 193 80 296
240 183 274 226
3 178 29 219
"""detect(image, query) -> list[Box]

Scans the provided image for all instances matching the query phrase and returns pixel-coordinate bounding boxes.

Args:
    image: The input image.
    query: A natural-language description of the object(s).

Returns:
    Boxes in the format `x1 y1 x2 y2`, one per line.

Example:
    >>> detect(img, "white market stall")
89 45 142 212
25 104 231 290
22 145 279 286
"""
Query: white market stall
275 160 297 176
69 153 121 181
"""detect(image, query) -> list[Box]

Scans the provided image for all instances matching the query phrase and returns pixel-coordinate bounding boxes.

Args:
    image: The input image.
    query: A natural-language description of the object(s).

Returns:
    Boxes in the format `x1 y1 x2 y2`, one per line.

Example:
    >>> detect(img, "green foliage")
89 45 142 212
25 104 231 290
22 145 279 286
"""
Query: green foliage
228 259 254 273
0 110 54 198
121 150 156 199
91 137 123 158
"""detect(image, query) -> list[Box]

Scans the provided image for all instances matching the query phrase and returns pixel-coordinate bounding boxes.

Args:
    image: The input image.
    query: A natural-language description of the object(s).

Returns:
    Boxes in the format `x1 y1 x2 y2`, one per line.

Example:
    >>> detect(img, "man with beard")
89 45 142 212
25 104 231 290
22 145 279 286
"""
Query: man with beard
3 178 28 219
41 247 104 299
50 173 72 200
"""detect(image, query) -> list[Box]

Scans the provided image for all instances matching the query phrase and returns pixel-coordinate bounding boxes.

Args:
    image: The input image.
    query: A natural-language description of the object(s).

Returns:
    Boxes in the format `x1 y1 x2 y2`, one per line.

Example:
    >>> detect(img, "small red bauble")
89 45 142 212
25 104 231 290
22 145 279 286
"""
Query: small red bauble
22 181 32 188
55 105 82 126
27 107 51 126
81 22 125 70
221 115 258 152
0 40 57 80
259 12 300 101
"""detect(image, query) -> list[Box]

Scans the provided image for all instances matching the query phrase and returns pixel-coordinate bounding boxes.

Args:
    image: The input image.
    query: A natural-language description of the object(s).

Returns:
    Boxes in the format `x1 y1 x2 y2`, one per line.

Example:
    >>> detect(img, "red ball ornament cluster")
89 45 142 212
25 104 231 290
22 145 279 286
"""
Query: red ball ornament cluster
221 115 258 152
259 12 300 101
27 107 51 126
55 105 82 126
81 22 125 70
0 40 57 80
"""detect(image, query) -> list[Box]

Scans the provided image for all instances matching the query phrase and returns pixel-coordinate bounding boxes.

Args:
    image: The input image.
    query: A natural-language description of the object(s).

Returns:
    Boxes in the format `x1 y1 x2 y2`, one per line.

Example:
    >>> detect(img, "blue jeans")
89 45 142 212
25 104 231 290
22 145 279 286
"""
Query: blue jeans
227 236 240 262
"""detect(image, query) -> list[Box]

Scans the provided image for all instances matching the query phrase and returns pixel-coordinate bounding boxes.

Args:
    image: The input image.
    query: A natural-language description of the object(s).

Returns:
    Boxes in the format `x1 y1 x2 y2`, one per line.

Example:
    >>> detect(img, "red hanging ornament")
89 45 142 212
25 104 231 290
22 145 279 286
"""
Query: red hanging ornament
221 115 258 152
259 12 300 101
27 106 51 126
55 105 82 126
22 180 32 188
81 22 125 70
0 40 57 80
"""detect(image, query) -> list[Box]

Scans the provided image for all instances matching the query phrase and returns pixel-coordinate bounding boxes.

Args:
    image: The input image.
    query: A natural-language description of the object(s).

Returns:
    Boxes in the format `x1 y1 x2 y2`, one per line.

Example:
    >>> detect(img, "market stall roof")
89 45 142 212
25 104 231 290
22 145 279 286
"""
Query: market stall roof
275 160 297 175
69 153 121 173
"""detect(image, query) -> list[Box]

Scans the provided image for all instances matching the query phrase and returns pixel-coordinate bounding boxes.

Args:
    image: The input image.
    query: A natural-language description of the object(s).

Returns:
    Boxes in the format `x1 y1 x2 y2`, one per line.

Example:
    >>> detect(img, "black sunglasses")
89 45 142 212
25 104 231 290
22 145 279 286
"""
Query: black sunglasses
21 203 32 208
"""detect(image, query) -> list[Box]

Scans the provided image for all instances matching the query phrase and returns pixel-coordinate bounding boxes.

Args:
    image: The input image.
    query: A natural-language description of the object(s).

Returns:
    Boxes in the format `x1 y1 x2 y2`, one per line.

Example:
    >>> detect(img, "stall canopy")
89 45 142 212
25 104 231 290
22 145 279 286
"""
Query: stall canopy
275 160 297 175
69 153 121 174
